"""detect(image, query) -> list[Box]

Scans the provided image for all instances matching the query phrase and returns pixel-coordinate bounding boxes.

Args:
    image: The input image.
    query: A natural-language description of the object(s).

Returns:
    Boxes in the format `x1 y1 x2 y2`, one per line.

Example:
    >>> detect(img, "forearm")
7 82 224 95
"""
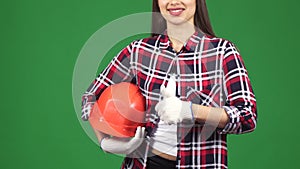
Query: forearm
192 104 229 129
91 125 108 146
98 126 145 155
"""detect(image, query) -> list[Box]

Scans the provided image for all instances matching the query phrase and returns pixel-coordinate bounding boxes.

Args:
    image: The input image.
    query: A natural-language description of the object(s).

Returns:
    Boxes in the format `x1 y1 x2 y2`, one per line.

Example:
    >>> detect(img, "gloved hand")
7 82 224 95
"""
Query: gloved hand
155 76 194 124
100 126 146 154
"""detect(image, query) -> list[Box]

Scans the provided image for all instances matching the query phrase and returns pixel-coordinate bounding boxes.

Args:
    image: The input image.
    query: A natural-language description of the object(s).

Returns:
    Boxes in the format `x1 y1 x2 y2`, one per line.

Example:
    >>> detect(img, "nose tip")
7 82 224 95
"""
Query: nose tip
170 0 180 5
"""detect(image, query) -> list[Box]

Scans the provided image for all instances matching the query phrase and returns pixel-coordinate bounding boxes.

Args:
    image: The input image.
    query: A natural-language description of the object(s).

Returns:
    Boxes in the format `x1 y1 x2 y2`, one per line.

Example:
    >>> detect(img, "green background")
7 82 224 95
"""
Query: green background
1 0 299 168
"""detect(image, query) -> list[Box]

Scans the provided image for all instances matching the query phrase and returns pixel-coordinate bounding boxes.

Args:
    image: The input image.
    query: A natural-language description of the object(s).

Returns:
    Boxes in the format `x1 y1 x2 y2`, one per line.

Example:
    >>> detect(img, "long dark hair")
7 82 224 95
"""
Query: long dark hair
152 0 215 37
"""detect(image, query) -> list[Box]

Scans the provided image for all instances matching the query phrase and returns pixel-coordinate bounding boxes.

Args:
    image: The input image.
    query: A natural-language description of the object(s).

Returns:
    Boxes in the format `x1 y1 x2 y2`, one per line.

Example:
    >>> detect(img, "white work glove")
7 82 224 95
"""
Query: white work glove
100 126 146 154
155 76 194 124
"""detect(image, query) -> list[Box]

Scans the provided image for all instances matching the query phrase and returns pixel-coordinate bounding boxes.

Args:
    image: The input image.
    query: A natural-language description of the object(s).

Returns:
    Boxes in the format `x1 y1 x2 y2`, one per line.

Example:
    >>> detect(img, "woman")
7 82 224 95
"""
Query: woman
81 0 257 168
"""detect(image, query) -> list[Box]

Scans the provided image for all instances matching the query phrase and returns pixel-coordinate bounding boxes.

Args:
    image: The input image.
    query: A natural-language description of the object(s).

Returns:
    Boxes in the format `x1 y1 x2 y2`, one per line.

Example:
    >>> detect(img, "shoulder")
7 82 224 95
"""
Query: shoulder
207 35 241 57
204 34 237 49
117 36 159 53
130 35 161 48
119 36 161 56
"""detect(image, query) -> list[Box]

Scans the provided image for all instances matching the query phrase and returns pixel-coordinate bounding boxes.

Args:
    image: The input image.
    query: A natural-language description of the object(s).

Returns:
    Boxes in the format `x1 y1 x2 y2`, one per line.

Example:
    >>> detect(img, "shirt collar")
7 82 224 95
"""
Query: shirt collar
158 30 206 52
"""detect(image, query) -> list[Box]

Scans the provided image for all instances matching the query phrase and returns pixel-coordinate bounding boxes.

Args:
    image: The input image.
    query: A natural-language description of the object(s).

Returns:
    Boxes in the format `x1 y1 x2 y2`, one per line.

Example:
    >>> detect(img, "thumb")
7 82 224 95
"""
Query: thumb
160 83 173 98
160 85 166 97
165 75 176 97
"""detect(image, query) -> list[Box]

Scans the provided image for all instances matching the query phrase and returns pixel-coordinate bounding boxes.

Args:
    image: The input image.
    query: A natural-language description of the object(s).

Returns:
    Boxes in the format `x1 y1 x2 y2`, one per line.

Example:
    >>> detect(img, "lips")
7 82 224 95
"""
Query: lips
167 8 185 16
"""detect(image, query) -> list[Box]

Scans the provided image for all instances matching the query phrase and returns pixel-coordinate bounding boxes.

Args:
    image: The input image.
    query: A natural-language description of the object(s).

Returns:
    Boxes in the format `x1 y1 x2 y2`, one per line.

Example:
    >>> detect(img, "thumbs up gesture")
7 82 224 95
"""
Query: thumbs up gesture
155 76 194 124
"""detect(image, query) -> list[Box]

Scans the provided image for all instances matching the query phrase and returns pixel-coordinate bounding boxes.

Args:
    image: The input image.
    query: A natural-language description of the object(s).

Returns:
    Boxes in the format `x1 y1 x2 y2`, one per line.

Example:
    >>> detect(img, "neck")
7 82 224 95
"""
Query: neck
166 22 195 52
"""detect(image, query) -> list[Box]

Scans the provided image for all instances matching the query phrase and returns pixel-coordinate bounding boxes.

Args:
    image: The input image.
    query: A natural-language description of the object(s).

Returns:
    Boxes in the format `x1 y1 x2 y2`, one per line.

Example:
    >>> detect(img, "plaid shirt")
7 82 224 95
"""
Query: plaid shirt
82 31 257 169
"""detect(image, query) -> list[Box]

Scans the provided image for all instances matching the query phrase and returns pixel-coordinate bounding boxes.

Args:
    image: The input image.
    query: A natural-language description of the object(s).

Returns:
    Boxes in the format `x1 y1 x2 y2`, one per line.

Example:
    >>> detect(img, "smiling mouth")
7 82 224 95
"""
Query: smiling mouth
167 8 185 16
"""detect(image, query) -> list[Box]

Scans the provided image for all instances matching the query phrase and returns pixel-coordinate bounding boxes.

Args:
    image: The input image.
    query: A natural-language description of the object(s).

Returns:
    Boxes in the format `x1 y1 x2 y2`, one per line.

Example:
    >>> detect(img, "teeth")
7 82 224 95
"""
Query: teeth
172 9 182 12
168 8 184 12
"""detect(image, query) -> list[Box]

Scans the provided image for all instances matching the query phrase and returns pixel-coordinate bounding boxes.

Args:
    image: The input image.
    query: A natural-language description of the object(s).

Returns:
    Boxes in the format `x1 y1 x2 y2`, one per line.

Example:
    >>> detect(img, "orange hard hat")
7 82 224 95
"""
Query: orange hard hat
89 82 146 137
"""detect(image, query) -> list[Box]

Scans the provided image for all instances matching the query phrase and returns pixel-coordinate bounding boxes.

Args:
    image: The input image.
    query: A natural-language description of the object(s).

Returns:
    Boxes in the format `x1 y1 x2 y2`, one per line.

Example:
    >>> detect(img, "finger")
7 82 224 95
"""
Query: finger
134 126 141 138
171 117 180 124
134 126 145 142
130 126 143 147
156 106 164 117
164 115 178 125
167 120 174 125
155 101 166 116
141 127 146 137
166 117 174 125
136 126 145 138
167 119 176 125
160 113 169 122
157 109 165 118
155 102 161 114
163 119 172 125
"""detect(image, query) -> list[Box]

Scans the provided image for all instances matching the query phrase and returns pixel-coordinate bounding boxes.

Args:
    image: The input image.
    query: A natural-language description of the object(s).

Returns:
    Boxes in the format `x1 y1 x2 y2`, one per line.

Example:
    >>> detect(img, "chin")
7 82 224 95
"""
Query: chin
167 19 192 26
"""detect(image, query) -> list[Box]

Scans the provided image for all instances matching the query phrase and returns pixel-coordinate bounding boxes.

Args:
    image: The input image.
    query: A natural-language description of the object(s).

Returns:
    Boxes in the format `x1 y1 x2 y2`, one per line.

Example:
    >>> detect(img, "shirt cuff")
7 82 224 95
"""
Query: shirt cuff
218 106 241 134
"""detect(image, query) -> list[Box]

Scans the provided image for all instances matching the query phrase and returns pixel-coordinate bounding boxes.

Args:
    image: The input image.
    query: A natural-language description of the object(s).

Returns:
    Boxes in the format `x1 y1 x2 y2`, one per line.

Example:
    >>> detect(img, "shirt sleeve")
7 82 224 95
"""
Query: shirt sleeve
219 41 257 134
81 41 135 121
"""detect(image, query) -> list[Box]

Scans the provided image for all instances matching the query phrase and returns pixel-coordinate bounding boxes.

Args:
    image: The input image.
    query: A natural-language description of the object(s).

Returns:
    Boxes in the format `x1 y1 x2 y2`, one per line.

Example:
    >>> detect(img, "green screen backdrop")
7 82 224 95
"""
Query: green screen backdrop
1 0 299 169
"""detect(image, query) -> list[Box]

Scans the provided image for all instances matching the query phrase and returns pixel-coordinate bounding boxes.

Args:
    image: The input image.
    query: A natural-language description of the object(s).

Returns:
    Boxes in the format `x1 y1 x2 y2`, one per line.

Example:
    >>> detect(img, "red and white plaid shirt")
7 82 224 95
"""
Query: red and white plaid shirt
82 31 257 169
